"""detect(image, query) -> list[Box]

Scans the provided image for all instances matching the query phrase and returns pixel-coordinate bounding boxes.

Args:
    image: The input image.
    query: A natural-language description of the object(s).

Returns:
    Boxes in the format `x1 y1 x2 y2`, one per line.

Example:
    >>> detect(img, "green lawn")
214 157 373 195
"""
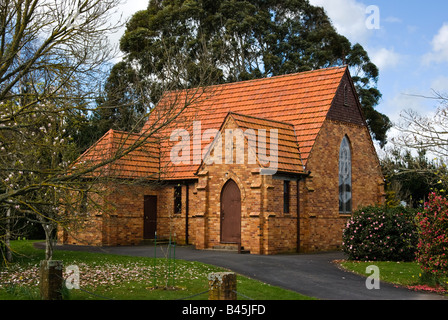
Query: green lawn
0 241 315 300
339 260 448 295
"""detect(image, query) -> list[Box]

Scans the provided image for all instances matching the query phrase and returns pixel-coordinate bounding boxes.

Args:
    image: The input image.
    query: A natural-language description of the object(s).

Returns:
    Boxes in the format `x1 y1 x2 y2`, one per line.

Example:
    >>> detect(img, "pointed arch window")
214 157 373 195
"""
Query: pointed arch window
339 136 352 214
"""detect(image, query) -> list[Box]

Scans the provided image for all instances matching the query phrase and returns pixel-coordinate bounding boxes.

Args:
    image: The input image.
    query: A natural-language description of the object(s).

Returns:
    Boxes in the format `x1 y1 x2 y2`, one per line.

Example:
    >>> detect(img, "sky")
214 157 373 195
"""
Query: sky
309 0 448 133
111 0 448 146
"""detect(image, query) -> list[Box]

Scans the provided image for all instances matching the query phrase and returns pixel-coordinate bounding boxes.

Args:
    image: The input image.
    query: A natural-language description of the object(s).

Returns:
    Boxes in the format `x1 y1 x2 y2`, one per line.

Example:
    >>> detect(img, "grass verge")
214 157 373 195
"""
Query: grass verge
338 260 448 295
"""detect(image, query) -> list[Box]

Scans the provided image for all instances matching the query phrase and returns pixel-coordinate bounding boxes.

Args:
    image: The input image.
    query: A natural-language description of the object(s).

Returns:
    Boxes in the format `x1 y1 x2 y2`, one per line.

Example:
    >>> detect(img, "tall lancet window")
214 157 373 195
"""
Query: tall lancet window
339 136 352 213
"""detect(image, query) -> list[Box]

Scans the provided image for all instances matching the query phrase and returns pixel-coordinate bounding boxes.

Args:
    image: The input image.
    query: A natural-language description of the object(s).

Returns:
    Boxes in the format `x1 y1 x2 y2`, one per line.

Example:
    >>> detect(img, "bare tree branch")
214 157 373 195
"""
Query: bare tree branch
0 0 220 260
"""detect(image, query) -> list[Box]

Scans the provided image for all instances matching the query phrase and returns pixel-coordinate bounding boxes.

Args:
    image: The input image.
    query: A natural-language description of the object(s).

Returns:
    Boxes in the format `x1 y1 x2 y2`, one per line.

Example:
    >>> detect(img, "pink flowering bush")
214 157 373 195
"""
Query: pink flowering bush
342 206 418 261
416 193 448 278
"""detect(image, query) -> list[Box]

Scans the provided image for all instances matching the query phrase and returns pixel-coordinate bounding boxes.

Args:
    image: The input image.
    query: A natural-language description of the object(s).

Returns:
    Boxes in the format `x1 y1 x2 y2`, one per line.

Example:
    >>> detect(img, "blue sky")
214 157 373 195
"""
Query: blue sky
309 0 448 136
113 0 448 144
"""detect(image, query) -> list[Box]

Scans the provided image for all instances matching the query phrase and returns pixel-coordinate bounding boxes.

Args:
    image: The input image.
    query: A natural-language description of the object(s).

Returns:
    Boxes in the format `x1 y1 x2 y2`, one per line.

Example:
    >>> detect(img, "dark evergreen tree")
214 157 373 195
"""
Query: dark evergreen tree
100 0 391 146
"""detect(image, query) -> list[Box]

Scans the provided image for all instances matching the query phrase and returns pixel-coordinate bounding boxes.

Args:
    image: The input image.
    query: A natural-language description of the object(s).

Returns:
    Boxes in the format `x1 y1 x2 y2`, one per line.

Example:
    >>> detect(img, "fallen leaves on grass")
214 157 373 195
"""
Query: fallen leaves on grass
0 260 217 291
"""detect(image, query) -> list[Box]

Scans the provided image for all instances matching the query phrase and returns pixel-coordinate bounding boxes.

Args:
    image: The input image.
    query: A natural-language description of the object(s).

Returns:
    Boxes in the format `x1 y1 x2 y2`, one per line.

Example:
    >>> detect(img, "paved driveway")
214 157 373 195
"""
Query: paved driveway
50 243 447 300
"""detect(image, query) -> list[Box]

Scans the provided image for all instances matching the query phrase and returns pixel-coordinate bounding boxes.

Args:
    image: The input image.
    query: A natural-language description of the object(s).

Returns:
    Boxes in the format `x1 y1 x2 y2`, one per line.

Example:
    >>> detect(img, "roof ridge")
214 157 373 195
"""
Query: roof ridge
109 129 153 138
205 65 347 92
228 111 295 128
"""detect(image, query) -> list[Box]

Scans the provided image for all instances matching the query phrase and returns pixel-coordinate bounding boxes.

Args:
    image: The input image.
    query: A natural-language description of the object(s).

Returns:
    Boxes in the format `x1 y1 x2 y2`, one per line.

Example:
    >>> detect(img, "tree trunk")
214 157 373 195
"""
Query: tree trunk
5 208 12 262
39 260 63 300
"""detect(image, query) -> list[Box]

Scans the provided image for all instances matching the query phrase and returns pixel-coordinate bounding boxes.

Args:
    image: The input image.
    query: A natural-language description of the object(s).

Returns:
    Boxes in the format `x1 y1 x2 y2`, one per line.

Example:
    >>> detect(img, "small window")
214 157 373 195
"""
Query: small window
283 180 290 214
344 84 349 106
80 192 88 215
174 185 182 214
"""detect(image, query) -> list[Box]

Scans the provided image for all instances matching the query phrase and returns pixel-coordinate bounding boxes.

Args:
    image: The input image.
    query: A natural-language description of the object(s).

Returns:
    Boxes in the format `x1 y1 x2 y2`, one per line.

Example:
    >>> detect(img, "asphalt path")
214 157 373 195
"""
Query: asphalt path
46 243 448 301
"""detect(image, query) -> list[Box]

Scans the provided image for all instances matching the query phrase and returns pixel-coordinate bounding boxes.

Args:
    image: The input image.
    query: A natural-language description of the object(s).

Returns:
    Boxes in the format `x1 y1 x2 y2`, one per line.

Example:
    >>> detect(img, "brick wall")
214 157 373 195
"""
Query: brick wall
299 119 385 253
60 215 103 246
58 188 106 246
60 183 162 246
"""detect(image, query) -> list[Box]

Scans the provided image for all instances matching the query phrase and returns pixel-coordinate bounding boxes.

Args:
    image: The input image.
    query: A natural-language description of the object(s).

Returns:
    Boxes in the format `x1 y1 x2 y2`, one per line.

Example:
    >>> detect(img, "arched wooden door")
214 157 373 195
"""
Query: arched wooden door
220 180 241 243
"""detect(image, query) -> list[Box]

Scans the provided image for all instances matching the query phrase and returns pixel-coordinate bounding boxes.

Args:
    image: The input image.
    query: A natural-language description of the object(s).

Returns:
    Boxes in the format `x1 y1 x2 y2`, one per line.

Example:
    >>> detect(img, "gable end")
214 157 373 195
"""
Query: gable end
326 71 366 126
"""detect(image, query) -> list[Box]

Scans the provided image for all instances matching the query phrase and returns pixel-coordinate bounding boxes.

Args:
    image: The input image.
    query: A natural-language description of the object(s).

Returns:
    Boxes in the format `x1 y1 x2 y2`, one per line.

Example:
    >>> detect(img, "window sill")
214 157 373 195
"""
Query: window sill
339 213 352 218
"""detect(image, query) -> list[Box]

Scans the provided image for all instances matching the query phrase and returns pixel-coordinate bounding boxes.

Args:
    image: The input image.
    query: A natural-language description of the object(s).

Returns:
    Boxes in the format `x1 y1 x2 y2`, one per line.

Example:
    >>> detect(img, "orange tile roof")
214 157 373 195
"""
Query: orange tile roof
77 66 347 181
228 112 304 174
142 66 347 180
75 129 160 180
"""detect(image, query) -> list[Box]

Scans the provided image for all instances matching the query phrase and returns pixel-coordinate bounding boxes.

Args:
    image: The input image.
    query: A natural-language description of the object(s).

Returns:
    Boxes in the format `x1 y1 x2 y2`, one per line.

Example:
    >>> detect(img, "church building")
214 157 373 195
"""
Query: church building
59 66 385 254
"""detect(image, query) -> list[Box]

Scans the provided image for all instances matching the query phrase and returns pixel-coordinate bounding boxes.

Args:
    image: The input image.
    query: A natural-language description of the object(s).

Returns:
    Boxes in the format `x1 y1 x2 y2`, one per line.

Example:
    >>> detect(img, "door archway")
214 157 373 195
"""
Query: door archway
220 180 241 243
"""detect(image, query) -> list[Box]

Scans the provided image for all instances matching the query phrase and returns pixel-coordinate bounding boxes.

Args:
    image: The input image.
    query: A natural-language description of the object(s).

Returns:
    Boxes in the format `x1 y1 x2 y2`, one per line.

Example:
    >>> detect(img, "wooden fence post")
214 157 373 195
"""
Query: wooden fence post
40 260 63 300
208 272 237 300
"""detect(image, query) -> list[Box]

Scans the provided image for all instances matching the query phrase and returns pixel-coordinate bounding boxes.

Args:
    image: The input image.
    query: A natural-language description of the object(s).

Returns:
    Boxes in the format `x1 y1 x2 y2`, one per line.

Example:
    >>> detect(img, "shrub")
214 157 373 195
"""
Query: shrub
342 206 418 261
416 193 448 278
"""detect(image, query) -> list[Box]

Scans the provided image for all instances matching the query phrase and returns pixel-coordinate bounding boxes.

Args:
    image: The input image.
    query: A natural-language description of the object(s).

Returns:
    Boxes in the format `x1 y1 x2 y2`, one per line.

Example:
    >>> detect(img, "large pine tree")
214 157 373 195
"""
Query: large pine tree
98 0 391 146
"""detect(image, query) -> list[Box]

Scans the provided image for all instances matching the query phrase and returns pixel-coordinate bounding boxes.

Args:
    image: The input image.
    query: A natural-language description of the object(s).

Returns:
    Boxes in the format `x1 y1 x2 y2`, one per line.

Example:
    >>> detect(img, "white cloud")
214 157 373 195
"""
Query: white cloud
309 0 370 44
370 47 402 71
108 0 148 61
381 89 440 156
431 76 448 94
380 88 438 129
383 16 402 24
423 23 448 65
432 23 448 53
